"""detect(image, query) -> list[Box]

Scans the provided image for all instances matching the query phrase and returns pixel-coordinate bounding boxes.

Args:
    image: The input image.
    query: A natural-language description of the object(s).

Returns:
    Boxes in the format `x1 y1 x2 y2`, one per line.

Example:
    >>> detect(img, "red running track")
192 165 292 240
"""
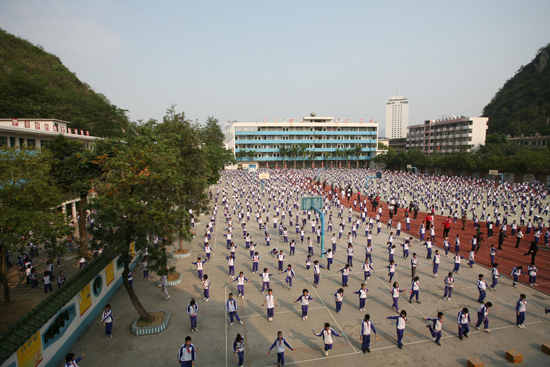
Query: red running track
320 186 550 295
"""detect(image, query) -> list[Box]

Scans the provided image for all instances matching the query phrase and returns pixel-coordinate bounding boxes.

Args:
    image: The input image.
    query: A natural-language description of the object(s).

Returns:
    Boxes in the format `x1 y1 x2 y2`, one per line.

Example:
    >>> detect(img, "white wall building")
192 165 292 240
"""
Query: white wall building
0 118 99 149
385 96 409 139
225 115 378 169
406 116 488 155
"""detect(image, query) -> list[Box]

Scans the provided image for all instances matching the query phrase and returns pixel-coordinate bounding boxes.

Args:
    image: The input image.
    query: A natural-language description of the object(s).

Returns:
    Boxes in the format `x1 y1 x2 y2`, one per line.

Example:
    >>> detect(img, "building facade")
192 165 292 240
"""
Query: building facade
508 133 550 149
225 116 378 168
406 116 488 155
0 118 99 149
389 137 407 151
385 96 409 139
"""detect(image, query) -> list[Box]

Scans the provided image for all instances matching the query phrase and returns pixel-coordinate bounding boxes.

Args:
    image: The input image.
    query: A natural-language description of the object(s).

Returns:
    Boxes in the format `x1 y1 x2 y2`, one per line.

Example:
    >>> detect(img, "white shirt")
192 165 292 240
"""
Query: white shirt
433 254 440 264
411 280 419 291
265 294 275 308
361 320 374 335
262 272 270 282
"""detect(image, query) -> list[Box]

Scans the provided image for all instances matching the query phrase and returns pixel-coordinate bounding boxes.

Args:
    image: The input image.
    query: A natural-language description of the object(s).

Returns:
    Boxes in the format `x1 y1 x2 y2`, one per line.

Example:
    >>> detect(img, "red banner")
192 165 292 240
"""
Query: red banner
11 118 18 127
35 122 40 129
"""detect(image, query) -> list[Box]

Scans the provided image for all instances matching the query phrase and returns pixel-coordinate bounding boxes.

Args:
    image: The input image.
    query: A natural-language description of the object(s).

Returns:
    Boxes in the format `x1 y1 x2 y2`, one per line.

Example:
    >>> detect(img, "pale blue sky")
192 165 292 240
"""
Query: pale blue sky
1 0 549 136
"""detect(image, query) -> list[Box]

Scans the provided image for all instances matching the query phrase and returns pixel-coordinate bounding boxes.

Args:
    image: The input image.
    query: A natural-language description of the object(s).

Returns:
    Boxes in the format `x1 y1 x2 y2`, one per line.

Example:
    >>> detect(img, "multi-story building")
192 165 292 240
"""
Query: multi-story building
406 116 488 155
385 95 409 139
225 115 378 169
389 137 407 151
508 133 550 149
0 118 99 149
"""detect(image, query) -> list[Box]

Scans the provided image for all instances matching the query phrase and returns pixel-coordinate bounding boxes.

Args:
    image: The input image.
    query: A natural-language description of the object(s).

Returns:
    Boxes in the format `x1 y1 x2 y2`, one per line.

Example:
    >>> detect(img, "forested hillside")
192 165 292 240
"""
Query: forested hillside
0 28 129 137
483 43 550 136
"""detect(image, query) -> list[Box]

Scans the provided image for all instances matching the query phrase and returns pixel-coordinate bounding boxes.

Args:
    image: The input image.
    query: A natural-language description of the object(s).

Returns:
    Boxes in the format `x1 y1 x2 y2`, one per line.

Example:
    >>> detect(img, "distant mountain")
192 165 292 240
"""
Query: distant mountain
483 43 550 136
0 28 129 138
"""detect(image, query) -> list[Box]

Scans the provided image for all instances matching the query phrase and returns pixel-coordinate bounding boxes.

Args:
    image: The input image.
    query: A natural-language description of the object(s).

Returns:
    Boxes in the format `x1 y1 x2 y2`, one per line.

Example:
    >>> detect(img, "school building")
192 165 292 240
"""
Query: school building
225 114 379 169
406 116 488 155
0 118 99 149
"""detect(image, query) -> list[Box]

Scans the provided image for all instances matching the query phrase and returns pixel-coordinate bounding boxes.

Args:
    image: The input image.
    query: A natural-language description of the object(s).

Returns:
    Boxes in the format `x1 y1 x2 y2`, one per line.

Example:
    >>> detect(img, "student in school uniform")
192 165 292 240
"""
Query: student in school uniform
347 243 354 266
142 257 150 279
307 237 314 255
305 255 312 270
313 323 343 356
43 271 53 293
432 250 440 277
187 298 199 332
475 302 492 333
313 260 325 287
391 282 406 312
64 353 85 367
261 289 278 322
443 237 451 256
57 271 66 288
423 312 444 346
453 252 462 274
231 272 252 298
411 253 418 278
360 314 378 353
387 310 407 349
177 336 196 367
202 274 210 301
514 294 528 329
489 245 499 265
251 252 261 274
281 264 296 288
101 304 113 339
267 331 295 366
260 268 273 294
528 262 538 286
294 289 315 320
191 257 207 280
477 274 488 303
338 264 351 287
334 288 344 314
233 334 245 367
361 258 375 282
387 260 397 282
409 276 421 304
457 308 473 340
226 293 244 325
365 243 373 264
443 272 455 301
511 266 525 287
468 250 475 268
322 248 333 270
354 283 369 311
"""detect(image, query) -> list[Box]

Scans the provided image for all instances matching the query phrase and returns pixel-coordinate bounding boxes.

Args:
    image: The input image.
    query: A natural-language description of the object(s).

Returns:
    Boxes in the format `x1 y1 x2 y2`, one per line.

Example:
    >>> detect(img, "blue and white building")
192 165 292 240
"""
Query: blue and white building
225 115 379 169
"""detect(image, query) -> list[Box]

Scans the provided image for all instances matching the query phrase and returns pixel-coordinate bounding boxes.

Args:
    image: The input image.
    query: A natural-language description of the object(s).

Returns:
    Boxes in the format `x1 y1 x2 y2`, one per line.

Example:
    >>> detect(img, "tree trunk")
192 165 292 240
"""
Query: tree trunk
294 157 296 169
357 157 359 168
122 249 151 322
179 235 184 252
0 248 10 305
78 194 88 257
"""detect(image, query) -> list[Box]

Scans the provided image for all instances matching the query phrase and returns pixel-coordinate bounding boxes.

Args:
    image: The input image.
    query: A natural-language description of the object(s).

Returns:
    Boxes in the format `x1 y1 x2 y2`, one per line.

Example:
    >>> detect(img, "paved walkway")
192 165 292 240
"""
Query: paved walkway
57 176 550 367
1 247 83 333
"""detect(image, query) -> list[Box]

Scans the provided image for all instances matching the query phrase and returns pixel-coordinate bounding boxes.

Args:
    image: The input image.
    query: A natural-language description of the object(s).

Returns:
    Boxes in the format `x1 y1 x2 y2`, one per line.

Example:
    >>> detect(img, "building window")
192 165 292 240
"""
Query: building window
0 136 7 147
26 139 36 148
9 137 15 147
93 275 103 296
43 304 76 349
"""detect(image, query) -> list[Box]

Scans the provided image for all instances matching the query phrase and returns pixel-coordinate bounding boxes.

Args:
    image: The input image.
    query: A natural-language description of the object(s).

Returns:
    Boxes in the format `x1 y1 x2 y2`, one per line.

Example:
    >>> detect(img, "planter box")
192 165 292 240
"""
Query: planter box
131 310 170 336
172 249 191 259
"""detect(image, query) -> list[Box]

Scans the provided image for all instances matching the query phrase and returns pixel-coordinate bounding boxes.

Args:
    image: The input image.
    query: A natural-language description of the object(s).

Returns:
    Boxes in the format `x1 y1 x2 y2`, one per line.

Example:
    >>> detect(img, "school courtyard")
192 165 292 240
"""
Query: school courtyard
56 179 550 367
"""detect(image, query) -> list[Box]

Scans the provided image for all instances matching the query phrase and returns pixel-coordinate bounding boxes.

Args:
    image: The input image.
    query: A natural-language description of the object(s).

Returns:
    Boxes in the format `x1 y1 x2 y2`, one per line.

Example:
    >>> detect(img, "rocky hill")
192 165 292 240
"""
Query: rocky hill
483 43 550 136
0 28 129 137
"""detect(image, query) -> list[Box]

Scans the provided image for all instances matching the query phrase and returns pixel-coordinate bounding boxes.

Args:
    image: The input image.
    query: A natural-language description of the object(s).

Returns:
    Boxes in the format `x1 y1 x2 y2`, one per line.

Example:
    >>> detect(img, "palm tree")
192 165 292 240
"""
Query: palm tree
334 148 344 168
235 149 247 161
290 146 300 169
344 148 354 168
299 144 309 169
279 146 289 169
323 151 330 168
246 149 257 163
353 144 364 168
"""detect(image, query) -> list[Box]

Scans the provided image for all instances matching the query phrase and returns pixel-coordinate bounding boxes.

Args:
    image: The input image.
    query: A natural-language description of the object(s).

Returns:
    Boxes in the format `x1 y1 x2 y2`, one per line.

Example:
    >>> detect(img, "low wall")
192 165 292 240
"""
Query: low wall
0 251 140 367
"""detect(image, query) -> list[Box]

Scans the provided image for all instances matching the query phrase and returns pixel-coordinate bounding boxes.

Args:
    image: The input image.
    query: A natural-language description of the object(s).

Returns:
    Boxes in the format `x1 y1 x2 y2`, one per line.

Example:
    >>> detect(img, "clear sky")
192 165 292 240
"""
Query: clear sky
1 0 549 136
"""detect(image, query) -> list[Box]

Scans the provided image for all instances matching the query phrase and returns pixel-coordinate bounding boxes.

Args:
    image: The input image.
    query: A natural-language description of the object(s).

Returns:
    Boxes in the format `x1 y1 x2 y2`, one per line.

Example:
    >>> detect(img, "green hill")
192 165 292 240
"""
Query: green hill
0 28 129 138
483 43 550 136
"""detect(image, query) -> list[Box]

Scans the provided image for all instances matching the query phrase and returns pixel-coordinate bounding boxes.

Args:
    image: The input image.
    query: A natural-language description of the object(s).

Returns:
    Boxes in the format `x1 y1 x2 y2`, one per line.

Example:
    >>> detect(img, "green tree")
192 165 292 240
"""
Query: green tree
333 148 344 168
353 144 364 168
290 146 300 169
299 144 309 169
0 146 72 304
378 142 389 150
344 148 354 168
279 146 289 169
